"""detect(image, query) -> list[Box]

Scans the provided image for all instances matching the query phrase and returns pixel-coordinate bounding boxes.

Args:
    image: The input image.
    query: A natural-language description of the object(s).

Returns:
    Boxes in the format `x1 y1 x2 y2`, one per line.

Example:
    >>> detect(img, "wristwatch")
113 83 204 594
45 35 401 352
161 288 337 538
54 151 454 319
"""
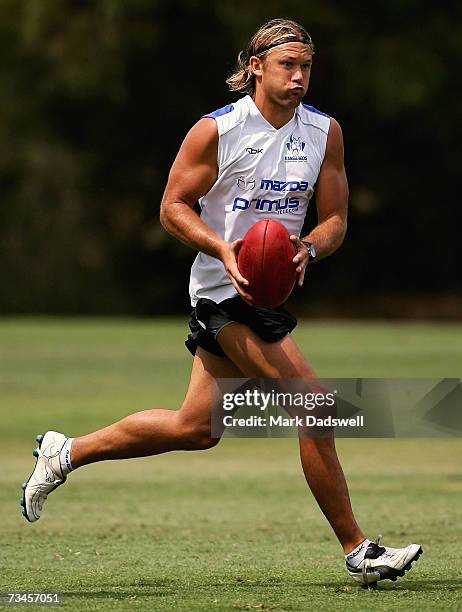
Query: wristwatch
301 240 317 262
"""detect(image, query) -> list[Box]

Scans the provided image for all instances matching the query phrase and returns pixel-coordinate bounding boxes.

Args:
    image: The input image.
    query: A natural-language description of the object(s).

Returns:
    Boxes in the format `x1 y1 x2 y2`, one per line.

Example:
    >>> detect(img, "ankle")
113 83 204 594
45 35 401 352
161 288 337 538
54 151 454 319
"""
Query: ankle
345 538 371 566
343 534 368 555
59 437 74 476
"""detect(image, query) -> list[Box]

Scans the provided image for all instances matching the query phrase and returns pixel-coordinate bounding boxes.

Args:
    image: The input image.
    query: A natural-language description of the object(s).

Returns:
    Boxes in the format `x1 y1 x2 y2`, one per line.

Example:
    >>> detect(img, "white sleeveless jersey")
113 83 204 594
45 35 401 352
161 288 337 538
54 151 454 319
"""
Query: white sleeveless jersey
189 95 330 306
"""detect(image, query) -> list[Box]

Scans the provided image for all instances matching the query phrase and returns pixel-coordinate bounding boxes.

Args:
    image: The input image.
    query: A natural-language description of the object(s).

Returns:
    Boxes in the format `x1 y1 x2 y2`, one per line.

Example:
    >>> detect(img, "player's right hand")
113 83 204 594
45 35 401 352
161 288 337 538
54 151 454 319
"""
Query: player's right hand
219 240 252 302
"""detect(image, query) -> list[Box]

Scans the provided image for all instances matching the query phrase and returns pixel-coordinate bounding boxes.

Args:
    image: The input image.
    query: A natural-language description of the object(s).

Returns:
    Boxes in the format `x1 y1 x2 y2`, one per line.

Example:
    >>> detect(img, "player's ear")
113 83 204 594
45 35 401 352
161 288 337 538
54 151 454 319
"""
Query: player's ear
249 56 264 78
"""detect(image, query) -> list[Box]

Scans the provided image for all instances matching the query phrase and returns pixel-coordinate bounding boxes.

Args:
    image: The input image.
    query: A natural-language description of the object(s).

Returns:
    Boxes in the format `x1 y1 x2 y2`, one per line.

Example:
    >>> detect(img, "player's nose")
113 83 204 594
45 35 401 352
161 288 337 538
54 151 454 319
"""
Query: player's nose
292 67 304 83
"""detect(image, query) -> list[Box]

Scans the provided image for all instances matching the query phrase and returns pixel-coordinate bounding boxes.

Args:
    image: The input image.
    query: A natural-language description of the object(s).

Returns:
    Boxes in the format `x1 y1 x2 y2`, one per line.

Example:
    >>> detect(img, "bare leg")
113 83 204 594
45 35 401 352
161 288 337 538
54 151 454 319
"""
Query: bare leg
217 324 366 553
71 348 242 468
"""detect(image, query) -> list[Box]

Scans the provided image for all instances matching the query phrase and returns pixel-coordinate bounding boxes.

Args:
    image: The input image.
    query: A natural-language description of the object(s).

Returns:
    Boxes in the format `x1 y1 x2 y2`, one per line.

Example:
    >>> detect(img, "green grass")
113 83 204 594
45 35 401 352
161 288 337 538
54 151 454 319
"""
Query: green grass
1 318 462 611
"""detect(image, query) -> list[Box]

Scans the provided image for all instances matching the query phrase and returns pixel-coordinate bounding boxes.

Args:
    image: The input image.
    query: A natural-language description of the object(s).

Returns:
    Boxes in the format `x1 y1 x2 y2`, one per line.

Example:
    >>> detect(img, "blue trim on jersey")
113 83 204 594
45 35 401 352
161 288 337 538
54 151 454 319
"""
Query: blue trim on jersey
302 103 329 118
204 104 234 119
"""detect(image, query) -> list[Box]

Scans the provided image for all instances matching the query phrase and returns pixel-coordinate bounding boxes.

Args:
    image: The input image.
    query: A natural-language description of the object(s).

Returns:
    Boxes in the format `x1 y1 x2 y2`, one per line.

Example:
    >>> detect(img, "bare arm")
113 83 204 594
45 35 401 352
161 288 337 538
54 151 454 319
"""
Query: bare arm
303 117 348 257
159 118 251 300
291 117 348 285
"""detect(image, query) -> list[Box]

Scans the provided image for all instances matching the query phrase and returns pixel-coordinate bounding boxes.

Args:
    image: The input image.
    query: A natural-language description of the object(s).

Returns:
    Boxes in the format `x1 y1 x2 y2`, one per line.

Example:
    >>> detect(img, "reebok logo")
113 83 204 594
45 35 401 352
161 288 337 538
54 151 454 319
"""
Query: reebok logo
64 448 72 472
346 541 367 560
246 147 263 155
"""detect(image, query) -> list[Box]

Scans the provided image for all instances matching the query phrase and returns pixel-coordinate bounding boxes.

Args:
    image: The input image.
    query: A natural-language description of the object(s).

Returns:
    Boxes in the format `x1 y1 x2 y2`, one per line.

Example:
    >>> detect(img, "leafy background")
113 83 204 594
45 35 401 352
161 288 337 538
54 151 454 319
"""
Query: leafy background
1 1 460 315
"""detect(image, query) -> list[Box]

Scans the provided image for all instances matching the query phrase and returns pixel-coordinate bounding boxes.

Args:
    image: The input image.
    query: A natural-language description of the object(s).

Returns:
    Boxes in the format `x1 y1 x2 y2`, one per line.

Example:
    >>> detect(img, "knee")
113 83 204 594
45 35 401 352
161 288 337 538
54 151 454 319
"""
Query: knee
189 431 220 451
175 413 221 451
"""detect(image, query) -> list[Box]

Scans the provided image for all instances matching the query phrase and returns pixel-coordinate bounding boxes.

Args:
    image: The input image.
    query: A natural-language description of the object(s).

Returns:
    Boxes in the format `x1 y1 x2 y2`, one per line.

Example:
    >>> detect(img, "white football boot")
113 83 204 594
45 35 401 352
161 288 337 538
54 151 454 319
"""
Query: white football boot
346 536 423 587
20 431 68 522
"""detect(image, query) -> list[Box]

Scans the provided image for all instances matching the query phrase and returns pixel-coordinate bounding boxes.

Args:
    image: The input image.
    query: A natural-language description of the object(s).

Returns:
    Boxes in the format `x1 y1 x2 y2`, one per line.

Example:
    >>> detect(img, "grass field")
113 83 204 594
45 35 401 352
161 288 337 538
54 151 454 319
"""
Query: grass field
1 318 461 611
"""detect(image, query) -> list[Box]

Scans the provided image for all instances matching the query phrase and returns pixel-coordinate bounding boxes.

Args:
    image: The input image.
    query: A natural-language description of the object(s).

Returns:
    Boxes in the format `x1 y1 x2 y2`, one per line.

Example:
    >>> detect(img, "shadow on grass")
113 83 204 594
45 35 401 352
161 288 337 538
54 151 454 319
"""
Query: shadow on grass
314 579 462 593
59 578 462 600
62 590 178 599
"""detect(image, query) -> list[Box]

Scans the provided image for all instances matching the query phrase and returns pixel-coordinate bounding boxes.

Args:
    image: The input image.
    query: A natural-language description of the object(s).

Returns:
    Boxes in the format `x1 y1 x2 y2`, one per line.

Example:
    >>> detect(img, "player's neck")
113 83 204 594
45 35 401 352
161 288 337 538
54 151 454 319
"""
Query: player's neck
252 91 296 130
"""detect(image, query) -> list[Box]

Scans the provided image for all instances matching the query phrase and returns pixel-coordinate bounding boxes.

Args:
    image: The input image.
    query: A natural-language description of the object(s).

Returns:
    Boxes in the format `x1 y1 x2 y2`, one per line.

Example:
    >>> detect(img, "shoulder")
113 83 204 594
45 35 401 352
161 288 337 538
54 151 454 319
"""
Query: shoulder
325 116 344 160
297 104 344 160
297 103 331 135
176 116 218 165
203 97 249 136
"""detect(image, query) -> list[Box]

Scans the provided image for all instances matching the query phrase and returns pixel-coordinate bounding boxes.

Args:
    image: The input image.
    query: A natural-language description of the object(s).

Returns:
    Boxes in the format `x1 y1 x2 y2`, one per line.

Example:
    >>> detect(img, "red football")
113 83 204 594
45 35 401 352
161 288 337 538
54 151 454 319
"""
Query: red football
238 219 298 308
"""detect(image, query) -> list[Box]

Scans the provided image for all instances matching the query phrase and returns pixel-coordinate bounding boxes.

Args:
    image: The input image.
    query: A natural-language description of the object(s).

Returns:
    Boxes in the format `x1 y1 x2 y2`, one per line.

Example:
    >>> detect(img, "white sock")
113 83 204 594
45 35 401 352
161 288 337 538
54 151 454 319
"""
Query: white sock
345 538 371 567
59 437 74 477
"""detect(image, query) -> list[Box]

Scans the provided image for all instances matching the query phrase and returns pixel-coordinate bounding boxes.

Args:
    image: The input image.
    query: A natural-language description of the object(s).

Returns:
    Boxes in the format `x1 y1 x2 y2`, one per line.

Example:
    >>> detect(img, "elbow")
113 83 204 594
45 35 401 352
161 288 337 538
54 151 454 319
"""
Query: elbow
339 218 347 245
159 206 166 229
159 201 171 233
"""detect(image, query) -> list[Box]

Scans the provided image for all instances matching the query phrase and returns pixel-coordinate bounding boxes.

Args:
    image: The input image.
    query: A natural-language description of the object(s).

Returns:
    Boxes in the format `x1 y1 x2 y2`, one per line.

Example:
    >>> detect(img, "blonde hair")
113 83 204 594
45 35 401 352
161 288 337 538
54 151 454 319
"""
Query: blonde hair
226 19 314 96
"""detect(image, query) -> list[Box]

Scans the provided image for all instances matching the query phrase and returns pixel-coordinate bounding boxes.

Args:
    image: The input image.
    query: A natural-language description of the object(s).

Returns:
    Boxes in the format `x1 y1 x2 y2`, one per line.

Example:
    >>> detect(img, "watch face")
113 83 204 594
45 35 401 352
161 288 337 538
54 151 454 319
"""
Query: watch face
303 241 316 259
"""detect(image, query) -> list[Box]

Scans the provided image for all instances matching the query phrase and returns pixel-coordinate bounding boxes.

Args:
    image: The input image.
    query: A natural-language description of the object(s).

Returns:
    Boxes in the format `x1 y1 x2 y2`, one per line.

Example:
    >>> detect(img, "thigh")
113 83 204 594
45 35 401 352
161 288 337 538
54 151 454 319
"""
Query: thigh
217 324 334 436
178 347 243 428
217 322 316 379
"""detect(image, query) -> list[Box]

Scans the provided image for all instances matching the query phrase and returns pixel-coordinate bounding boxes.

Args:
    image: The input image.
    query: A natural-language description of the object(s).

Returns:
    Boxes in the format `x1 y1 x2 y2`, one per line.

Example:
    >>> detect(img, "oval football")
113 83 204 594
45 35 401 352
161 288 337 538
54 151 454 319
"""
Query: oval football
238 219 297 308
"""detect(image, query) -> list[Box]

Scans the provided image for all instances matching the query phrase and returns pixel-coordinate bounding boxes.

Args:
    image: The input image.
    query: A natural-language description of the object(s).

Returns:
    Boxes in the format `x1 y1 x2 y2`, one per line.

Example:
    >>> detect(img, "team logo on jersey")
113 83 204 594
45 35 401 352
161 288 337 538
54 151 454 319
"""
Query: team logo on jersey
285 135 307 162
237 176 256 191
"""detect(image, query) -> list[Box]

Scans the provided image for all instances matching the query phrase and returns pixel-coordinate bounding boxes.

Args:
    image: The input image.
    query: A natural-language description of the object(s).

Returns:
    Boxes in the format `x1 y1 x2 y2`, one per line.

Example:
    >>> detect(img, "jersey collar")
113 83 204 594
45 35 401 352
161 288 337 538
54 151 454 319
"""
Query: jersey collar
245 95 298 133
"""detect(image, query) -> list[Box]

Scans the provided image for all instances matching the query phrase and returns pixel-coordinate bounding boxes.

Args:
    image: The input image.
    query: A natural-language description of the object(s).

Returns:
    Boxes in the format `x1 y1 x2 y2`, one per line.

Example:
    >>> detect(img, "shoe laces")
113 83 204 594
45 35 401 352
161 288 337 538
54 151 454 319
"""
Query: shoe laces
375 534 395 559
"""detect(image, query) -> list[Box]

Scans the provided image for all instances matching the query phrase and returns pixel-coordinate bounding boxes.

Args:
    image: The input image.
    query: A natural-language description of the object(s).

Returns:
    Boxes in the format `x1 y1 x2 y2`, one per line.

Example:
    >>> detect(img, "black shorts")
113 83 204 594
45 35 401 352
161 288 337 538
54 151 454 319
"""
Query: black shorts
185 296 297 357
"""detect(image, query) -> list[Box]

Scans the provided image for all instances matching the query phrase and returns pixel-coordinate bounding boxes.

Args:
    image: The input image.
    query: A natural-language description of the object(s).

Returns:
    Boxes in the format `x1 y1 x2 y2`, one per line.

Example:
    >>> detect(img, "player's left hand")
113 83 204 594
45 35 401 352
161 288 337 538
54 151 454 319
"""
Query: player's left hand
290 235 309 286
